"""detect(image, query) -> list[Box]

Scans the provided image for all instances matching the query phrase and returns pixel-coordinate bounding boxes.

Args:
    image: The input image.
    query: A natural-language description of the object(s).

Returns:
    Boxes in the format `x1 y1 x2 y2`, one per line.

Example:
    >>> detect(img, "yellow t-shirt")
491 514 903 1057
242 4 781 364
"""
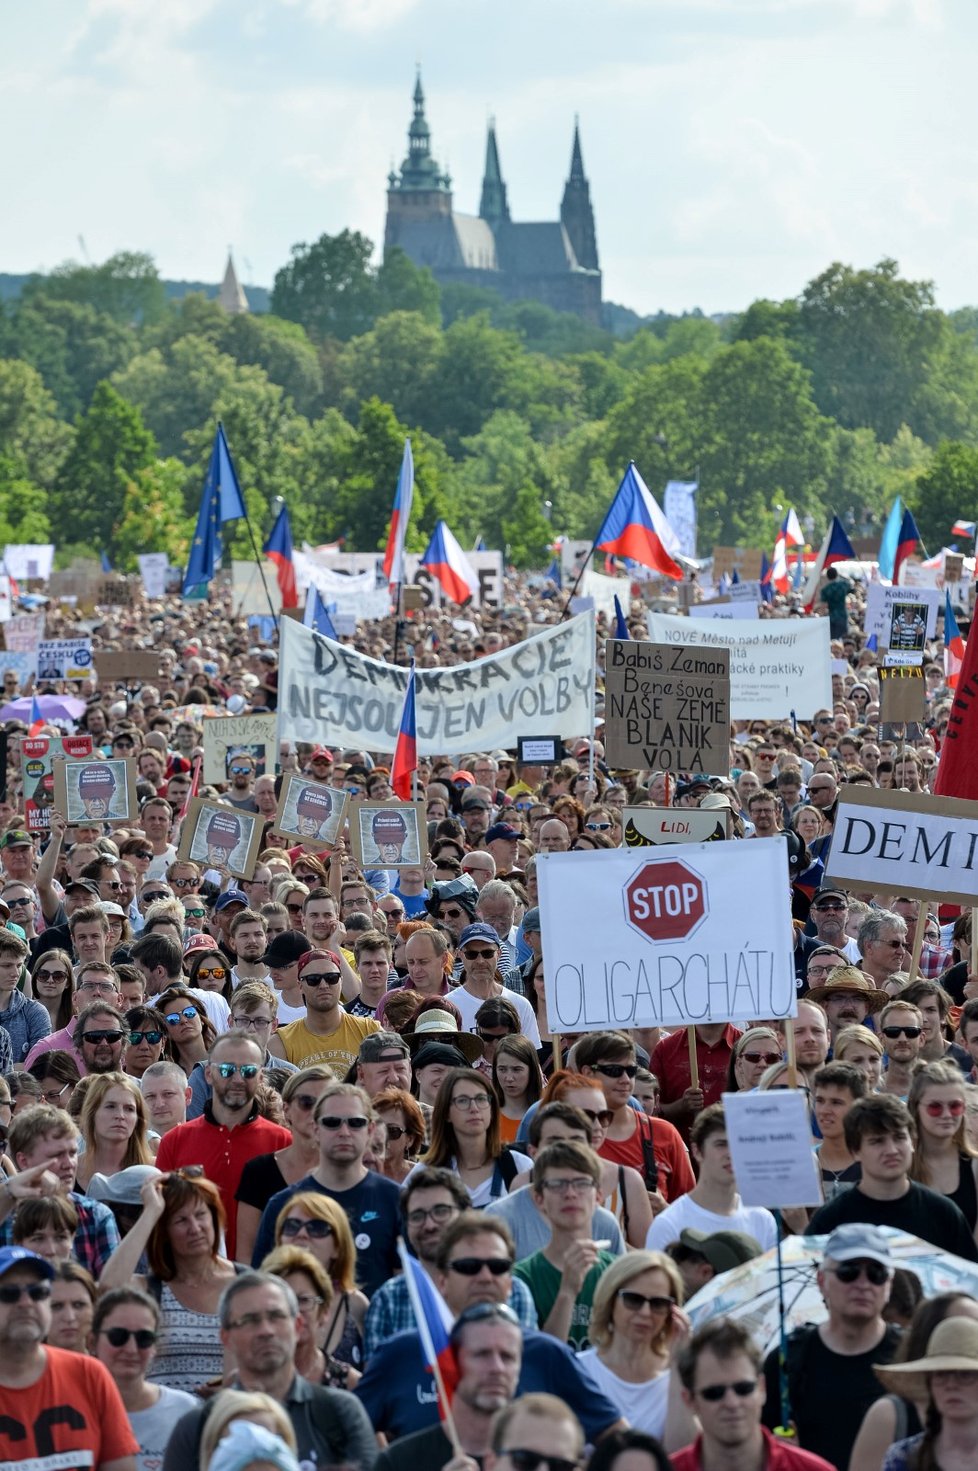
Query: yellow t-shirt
276 1012 381 1074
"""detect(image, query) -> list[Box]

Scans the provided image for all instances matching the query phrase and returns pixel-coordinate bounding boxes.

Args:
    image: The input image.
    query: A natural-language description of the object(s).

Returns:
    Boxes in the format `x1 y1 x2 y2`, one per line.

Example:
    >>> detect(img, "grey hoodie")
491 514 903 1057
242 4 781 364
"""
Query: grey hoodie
1 987 52 1062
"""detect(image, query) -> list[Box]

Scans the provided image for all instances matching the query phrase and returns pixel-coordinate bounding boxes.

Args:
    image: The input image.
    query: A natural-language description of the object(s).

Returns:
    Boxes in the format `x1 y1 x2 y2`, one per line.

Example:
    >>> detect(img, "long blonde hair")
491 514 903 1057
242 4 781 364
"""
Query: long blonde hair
199 1389 297 1468
79 1071 153 1171
909 1060 977 1184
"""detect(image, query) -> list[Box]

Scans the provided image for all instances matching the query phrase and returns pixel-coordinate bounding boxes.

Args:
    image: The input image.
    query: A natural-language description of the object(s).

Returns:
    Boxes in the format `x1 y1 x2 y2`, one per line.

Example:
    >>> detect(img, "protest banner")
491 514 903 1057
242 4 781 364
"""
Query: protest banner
0 577 11 623
349 800 427 870
36 639 94 682
864 583 940 643
711 547 763 581
0 652 37 687
232 560 283 616
579 568 629 623
178 798 263 879
644 613 831 719
2 544 55 582
827 786 978 907
275 775 348 851
22 734 93 832
94 651 164 684
278 610 595 757
403 550 504 610
604 639 730 772
293 557 391 621
202 714 278 783
878 665 926 724
137 553 169 600
537 841 795 1032
723 1091 823 1209
54 756 138 828
622 807 728 847
3 613 44 655
688 600 748 622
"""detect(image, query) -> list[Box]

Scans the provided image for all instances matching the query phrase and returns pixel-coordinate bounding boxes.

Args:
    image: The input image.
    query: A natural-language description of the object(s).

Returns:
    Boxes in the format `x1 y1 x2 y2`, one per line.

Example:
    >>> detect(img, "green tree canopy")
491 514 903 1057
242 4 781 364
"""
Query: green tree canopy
53 382 158 551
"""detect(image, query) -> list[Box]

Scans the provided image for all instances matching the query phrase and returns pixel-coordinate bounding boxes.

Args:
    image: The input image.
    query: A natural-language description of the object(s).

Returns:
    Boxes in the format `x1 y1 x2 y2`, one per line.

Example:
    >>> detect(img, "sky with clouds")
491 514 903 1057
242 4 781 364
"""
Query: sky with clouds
2 0 974 316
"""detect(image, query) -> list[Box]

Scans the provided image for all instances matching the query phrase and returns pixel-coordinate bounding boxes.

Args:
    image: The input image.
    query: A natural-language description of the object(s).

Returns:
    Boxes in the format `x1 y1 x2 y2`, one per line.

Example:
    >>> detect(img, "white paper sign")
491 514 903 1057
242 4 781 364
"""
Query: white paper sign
232 560 283 616
864 584 940 643
645 613 831 719
689 601 754 622
723 1090 823 1209
0 575 11 624
729 581 763 605
538 841 795 1032
36 639 94 681
826 786 978 907
3 544 55 582
137 553 169 600
278 611 596 756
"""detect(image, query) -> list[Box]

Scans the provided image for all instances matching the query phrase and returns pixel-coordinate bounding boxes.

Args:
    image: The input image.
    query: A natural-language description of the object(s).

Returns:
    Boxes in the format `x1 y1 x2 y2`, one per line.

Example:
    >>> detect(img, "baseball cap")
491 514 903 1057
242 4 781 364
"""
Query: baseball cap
812 886 849 907
358 1031 410 1063
184 932 219 956
679 1229 764 1274
460 794 490 811
522 907 541 934
458 922 501 950
823 1223 893 1270
99 902 126 919
486 822 521 844
87 1165 163 1207
0 831 32 850
452 771 475 786
215 888 249 912
310 747 333 764
0 1245 55 1281
296 947 341 978
263 931 312 968
65 879 101 900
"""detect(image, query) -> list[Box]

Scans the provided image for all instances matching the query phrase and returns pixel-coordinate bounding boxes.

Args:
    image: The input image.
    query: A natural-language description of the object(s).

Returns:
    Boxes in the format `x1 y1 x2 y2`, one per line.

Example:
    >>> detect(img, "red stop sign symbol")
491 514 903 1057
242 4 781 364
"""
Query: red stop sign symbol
625 859 708 943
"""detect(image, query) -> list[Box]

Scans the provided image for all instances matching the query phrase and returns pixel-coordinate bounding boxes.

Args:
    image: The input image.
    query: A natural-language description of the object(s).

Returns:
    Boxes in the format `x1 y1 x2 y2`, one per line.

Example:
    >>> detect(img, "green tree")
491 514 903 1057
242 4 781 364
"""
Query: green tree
271 230 378 342
24 251 166 324
0 463 52 544
53 383 157 549
112 458 193 568
323 398 452 552
7 295 135 418
376 247 441 324
909 441 978 549
336 311 443 427
426 314 529 449
112 338 244 459
502 485 555 568
0 358 73 490
221 313 324 417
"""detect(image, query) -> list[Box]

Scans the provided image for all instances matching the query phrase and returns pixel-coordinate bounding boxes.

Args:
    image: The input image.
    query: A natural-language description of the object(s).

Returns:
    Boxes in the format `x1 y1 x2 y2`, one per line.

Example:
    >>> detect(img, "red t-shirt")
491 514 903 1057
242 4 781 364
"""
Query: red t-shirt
598 1109 695 1202
0 1346 139 1469
672 1428 834 1471
651 1025 741 1142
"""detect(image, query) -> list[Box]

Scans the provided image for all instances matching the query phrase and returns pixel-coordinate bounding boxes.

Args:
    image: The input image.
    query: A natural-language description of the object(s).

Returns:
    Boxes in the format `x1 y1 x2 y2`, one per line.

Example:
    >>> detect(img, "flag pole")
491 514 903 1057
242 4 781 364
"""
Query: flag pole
560 536 601 620
243 510 280 625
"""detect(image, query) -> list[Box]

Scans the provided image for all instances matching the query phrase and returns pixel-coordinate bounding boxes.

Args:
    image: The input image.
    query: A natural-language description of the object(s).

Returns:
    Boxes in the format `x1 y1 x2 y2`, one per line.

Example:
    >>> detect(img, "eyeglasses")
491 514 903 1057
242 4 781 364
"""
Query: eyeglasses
102 881 123 892
451 1093 492 1111
585 821 611 832
82 1029 125 1044
813 901 845 911
924 1099 966 1117
381 906 404 919
499 1455 580 1471
113 737 135 748
280 1217 334 1239
36 968 68 981
881 1025 922 1039
233 1015 273 1032
618 1289 675 1313
142 893 168 904
441 906 466 920
302 972 341 987
0 1281 52 1304
184 907 205 918
741 1051 782 1066
407 1203 458 1228
101 1326 157 1349
540 1176 595 1196
286 903 304 914
164 1006 198 1024
448 1256 513 1276
40 1083 72 1104
594 1063 637 1079
195 965 227 980
78 981 119 994
879 939 907 950
129 1030 163 1046
463 948 498 961
579 1107 614 1128
318 1115 369 1130
697 1380 759 1402
226 1308 292 1331
229 765 252 776
830 1260 890 1286
214 1062 259 1079
132 850 153 861
381 1122 408 1140
5 896 32 908
477 1028 516 1043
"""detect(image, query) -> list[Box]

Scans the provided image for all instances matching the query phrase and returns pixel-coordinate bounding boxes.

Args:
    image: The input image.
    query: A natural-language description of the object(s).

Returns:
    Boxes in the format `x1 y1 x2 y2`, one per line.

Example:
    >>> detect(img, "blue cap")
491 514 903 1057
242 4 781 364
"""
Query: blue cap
215 888 249 912
458 922 501 950
0 1246 55 1281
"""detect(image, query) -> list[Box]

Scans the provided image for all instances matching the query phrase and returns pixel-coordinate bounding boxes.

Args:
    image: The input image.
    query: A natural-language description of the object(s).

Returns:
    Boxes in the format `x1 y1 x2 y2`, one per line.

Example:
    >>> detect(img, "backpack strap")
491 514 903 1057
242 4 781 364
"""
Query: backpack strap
638 1113 659 1193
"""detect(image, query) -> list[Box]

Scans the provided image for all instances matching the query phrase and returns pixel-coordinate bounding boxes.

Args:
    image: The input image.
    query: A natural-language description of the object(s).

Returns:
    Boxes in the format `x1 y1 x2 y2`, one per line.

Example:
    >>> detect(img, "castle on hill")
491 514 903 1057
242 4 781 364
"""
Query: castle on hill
384 73 602 325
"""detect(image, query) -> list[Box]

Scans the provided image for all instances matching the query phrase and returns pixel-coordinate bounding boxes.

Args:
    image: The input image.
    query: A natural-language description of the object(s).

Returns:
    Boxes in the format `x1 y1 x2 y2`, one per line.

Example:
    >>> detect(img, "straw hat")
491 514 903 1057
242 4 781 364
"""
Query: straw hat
805 966 887 1013
404 1007 484 1063
875 1318 978 1402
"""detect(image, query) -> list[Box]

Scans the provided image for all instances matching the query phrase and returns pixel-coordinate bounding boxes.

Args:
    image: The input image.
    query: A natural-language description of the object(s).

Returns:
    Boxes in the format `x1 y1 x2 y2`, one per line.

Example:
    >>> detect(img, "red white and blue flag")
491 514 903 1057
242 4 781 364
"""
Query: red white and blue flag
263 503 298 609
803 515 856 610
383 439 415 590
397 1239 457 1417
28 695 45 736
892 507 923 586
952 519 976 539
391 663 418 800
771 508 803 594
419 521 479 605
595 463 683 580
944 592 966 691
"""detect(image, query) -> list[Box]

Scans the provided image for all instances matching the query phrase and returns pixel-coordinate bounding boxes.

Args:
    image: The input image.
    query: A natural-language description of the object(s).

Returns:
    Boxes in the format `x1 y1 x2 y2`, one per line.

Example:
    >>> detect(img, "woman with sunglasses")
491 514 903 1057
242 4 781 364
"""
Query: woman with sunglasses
90 1286 197 1471
418 1066 531 1207
234 1065 334 1265
371 1085 426 1183
578 1250 695 1450
187 949 234 1002
28 1049 82 1111
28 948 74 1032
492 1034 545 1144
908 1060 978 1237
269 1192 368 1383
725 1028 784 1093
75 1072 155 1192
124 1006 170 1079
156 985 216 1076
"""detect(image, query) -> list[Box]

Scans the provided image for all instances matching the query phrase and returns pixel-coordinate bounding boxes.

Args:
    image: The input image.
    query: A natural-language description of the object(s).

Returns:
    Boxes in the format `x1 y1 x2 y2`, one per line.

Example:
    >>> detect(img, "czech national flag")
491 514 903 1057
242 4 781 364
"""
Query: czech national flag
892 507 923 586
952 519 976 539
771 508 803 594
944 592 966 690
595 463 683 580
802 515 856 610
613 595 629 639
383 439 414 590
759 552 774 605
391 663 418 799
29 695 45 736
419 521 479 605
303 584 338 640
263 503 298 609
397 1240 458 1417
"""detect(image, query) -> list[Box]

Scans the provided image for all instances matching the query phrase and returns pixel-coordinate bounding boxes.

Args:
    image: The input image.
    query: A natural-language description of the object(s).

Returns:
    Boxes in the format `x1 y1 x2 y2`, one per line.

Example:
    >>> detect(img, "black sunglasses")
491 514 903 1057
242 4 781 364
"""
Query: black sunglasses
831 1260 890 1286
280 1217 333 1239
595 1062 637 1079
129 1030 163 1046
302 972 341 987
448 1256 513 1276
82 1029 125 1044
502 1455 581 1471
697 1380 758 1402
101 1326 157 1349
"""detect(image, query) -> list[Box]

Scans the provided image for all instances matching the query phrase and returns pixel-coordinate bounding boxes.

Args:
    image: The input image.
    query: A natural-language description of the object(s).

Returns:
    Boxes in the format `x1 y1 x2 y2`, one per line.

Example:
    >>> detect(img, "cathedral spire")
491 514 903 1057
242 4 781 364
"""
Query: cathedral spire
479 117 510 227
392 68 451 194
568 116 586 183
560 118 598 271
218 251 248 314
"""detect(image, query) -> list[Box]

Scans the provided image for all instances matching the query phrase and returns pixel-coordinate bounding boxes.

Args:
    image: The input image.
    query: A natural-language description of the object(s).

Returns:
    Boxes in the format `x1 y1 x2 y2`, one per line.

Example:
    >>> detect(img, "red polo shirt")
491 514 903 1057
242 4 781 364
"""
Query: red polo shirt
651 1024 742 1142
154 1103 292 1259
672 1427 834 1471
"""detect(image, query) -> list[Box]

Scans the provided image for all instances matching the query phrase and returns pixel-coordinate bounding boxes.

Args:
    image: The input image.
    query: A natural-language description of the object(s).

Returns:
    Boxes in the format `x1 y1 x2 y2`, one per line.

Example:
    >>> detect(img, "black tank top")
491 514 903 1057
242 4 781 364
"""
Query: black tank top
948 1154 978 1231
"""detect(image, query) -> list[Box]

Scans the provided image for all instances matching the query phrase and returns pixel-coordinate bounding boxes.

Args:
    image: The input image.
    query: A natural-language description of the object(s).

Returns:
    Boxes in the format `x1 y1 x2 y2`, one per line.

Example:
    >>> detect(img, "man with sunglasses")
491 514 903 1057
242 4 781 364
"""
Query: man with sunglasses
0 1245 139 1471
578 1032 694 1203
425 875 480 942
806 1094 978 1260
25 963 123 1070
857 911 909 991
450 923 540 1047
807 887 860 964
878 999 926 1101
154 1032 291 1260
675 1319 833 1471
268 948 381 1073
648 1104 777 1253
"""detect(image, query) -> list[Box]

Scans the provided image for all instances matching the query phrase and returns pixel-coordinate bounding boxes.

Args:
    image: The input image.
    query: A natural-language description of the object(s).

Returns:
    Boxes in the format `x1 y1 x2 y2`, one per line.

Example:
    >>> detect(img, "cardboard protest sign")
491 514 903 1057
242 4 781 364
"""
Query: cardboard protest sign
711 547 763 581
604 639 730 773
537 841 795 1032
232 560 283 617
728 581 763 606
723 1091 823 1209
22 734 93 832
277 611 595 756
54 756 137 827
883 601 928 667
517 736 560 766
36 639 94 682
178 797 264 879
864 584 940 644
94 651 164 684
2 613 44 653
202 715 277 784
275 775 348 851
878 665 926 724
827 786 978 906
645 613 831 720
97 576 138 607
621 807 727 847
349 800 427 870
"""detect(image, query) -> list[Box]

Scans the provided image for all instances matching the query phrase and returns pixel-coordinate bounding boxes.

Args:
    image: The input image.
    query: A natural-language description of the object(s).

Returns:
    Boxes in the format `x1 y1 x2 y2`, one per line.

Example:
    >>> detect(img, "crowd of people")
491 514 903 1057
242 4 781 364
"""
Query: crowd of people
0 563 975 1471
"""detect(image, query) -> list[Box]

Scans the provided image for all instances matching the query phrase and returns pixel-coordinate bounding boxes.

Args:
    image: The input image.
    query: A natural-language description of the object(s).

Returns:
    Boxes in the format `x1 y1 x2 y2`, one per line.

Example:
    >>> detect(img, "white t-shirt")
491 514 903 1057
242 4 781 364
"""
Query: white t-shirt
577 1352 670 1436
449 985 541 1047
128 1383 198 1471
646 1191 778 1253
276 994 308 1025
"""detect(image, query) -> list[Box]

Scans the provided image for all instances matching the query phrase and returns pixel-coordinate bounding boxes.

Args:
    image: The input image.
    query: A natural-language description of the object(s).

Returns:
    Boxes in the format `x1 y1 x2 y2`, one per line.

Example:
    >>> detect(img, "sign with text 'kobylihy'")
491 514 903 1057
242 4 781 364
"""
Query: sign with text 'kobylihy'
644 613 831 720
537 842 795 1033
603 639 730 772
826 786 978 907
277 610 595 756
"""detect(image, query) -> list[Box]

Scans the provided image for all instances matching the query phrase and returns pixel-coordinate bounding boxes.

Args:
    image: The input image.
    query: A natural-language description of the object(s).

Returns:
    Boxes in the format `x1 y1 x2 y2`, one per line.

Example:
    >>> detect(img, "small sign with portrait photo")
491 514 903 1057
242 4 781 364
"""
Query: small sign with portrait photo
53 756 138 828
349 799 427 871
274 774 349 851
177 797 264 880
